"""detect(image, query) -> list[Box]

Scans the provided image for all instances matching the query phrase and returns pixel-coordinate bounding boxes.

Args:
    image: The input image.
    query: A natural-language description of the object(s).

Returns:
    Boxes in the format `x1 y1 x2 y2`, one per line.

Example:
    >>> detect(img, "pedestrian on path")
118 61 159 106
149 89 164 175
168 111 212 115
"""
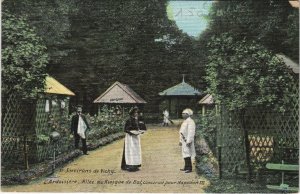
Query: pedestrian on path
179 108 196 173
162 109 170 126
71 106 90 155
121 106 147 172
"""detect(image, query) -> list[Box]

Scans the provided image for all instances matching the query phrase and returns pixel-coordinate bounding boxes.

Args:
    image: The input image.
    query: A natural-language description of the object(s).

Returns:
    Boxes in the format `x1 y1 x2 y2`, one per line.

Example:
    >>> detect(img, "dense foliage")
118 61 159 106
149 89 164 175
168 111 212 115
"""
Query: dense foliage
201 0 299 62
88 105 126 139
2 12 48 98
2 0 206 115
2 0 297 115
37 105 125 145
2 0 79 64
205 33 295 112
197 110 218 155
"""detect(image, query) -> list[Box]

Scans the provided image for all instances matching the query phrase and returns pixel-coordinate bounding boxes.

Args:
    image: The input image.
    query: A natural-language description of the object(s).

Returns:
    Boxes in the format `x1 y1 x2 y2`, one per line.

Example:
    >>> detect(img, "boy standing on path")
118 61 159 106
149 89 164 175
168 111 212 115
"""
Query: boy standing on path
179 108 196 173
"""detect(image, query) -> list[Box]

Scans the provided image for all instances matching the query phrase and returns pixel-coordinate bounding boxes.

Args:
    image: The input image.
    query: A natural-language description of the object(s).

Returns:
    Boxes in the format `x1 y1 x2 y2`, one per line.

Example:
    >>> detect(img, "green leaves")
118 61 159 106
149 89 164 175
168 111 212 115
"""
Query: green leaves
205 1 299 62
205 33 294 112
2 12 48 99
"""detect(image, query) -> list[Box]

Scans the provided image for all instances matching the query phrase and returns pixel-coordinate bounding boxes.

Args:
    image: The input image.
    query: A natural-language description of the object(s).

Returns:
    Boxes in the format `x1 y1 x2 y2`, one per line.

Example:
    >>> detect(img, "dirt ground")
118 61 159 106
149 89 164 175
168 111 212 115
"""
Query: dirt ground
1 125 209 193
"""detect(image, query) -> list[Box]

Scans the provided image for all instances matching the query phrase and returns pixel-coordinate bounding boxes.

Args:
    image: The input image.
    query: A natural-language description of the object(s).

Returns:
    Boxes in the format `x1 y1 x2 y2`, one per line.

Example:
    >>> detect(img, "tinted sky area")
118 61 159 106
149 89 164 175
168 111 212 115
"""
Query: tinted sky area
167 1 212 38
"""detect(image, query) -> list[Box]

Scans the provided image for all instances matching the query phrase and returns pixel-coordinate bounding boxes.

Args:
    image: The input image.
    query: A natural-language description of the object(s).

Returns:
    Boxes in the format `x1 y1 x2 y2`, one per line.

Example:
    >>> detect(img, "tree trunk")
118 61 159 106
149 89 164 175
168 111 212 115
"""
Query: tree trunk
240 109 252 182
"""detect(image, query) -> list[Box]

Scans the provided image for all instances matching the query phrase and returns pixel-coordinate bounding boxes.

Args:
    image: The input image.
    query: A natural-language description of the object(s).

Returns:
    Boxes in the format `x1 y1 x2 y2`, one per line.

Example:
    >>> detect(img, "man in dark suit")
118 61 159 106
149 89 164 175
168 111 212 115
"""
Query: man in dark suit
71 106 90 155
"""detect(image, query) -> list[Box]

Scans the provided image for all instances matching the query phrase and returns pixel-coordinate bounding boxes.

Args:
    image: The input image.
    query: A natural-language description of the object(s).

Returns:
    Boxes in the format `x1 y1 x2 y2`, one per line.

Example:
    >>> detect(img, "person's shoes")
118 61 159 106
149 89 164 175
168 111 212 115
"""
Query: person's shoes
180 168 186 171
127 167 139 172
185 170 192 173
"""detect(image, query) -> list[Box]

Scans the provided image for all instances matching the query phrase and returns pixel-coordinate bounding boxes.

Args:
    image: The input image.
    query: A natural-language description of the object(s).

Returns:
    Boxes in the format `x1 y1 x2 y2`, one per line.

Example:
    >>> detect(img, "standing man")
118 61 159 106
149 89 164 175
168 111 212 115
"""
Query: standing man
179 108 196 173
71 106 90 155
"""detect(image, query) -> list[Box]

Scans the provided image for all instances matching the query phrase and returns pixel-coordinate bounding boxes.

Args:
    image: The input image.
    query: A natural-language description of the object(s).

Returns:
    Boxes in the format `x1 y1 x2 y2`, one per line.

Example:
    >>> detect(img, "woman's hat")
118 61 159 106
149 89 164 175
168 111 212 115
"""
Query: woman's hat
129 106 139 115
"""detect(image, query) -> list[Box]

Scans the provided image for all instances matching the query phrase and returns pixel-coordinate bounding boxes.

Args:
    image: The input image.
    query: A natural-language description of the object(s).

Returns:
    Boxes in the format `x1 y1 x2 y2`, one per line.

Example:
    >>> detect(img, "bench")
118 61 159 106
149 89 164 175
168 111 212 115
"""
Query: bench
266 161 299 192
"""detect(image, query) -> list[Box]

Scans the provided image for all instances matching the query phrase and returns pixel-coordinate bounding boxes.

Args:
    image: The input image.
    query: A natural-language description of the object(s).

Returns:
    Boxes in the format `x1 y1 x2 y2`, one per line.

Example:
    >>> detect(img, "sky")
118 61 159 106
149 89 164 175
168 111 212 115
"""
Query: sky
167 1 212 38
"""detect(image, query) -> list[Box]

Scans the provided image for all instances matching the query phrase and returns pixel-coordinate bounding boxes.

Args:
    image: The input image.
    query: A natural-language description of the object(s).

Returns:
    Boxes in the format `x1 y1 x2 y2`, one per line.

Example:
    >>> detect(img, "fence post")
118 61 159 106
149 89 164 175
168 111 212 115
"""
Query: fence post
23 136 29 170
218 146 222 179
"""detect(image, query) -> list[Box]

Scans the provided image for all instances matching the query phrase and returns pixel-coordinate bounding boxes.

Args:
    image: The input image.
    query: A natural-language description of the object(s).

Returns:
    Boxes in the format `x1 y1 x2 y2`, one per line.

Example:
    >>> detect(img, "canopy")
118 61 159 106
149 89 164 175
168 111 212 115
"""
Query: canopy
45 76 75 96
159 80 201 96
199 94 214 105
93 81 146 104
276 54 299 74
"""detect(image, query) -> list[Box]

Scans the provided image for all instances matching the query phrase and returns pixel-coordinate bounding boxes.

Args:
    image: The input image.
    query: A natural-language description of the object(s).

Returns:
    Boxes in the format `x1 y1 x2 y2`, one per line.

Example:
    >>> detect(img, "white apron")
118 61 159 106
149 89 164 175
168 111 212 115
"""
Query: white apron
77 116 87 139
125 133 142 165
179 117 196 158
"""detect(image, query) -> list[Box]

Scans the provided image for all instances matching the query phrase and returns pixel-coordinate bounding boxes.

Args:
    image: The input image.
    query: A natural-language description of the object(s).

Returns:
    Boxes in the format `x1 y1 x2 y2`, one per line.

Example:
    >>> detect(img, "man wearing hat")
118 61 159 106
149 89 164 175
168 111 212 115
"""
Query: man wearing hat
121 106 147 171
71 106 90 155
179 108 196 173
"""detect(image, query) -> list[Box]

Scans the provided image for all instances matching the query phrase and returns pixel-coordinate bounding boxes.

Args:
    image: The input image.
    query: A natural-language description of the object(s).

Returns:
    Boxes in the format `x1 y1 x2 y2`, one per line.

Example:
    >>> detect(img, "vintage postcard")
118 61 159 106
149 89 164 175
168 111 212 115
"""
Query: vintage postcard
1 0 299 193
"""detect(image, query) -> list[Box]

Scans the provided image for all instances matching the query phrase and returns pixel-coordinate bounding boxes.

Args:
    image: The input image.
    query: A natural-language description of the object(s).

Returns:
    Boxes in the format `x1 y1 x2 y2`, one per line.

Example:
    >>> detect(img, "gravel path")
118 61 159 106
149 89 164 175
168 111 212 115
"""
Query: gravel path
2 125 208 193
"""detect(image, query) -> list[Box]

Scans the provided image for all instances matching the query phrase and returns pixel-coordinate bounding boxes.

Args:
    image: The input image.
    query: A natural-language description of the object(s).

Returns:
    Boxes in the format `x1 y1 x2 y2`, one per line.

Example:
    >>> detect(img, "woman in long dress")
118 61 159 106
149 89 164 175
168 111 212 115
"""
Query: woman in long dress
121 107 146 172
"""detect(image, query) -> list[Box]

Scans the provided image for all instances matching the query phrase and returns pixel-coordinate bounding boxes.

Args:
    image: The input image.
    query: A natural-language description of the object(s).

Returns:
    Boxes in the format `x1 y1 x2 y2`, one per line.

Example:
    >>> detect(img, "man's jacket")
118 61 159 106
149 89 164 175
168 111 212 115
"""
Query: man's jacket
71 114 90 134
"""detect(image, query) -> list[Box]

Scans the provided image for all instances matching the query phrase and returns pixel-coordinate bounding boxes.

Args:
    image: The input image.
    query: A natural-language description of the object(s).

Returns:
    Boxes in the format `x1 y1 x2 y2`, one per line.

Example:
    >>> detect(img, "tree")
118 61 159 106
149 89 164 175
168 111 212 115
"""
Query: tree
44 0 206 115
2 12 48 98
203 1 299 62
205 33 294 180
3 0 207 115
2 0 79 64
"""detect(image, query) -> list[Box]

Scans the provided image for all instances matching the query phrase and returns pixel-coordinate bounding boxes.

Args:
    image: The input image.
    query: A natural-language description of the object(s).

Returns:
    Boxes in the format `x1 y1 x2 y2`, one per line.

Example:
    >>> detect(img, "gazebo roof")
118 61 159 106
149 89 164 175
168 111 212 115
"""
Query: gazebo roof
159 79 201 96
45 76 75 96
199 94 214 105
276 54 299 74
93 81 147 104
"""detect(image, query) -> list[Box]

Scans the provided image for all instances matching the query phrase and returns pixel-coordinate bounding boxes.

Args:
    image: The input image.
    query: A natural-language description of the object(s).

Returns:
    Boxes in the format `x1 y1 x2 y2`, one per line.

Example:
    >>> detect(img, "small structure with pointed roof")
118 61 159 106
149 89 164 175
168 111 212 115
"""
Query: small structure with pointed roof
93 81 146 115
159 78 201 96
43 75 75 114
276 54 299 74
199 94 218 116
45 76 75 96
2 75 75 165
159 75 202 118
199 94 214 105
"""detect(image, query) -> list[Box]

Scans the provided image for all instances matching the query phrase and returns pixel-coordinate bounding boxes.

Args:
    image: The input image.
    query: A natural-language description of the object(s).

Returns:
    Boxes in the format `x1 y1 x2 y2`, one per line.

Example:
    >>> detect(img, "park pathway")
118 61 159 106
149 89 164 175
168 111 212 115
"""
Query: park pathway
2 125 209 193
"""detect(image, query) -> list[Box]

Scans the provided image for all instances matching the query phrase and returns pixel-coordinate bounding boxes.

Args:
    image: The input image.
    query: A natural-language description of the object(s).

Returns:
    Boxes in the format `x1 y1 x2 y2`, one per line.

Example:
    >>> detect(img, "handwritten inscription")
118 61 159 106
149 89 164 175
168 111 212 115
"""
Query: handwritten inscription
110 98 124 102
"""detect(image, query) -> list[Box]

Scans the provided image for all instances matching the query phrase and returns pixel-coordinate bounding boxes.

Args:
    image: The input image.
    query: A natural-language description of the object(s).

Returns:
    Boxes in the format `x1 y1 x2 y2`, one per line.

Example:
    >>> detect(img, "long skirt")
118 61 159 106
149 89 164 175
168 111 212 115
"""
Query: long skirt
121 133 142 170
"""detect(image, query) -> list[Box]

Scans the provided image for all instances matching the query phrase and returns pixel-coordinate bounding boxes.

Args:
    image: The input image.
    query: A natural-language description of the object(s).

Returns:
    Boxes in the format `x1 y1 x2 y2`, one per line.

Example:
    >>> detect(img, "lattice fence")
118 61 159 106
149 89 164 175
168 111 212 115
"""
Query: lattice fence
218 108 247 175
1 93 36 167
2 93 24 166
1 93 72 168
218 80 299 178
34 96 73 162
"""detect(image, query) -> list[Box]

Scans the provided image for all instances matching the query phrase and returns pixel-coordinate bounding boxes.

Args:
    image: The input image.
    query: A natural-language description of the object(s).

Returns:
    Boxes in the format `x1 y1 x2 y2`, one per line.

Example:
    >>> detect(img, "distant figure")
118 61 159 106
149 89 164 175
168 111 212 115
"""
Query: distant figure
138 112 146 129
179 108 196 173
162 109 170 126
116 105 122 116
121 107 147 171
71 106 90 155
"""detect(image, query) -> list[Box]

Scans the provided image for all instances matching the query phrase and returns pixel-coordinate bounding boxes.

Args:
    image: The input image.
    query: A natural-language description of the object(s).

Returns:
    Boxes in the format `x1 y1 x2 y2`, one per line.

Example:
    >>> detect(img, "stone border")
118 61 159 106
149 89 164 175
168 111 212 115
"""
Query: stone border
1 132 125 185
